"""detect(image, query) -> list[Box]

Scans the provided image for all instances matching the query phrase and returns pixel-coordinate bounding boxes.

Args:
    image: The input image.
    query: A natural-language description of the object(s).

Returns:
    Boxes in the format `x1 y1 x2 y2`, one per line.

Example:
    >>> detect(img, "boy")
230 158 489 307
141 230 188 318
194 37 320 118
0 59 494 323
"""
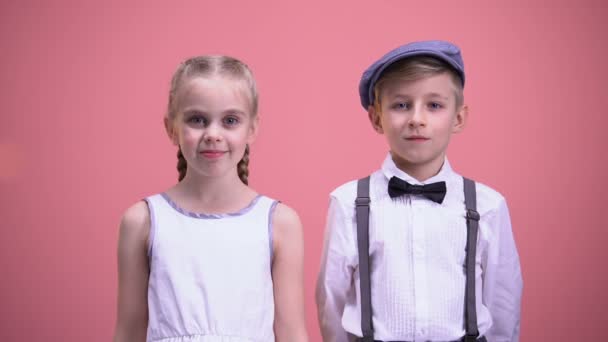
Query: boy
316 40 523 342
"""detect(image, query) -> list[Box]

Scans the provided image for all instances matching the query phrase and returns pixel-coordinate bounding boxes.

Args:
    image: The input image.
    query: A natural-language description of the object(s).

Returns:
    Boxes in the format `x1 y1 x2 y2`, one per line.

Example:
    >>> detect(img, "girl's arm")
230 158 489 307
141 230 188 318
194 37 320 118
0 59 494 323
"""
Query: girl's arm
271 203 309 342
113 201 151 342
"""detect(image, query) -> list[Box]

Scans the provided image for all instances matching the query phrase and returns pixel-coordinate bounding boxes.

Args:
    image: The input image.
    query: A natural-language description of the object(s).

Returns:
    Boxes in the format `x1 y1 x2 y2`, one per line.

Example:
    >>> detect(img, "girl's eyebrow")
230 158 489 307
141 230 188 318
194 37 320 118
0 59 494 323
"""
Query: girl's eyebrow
223 109 247 116
182 109 207 116
182 108 248 116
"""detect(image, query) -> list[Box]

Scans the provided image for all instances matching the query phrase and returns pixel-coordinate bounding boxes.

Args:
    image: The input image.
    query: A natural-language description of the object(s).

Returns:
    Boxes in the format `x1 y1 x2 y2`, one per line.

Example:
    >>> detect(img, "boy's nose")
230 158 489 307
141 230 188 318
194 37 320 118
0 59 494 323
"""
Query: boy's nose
408 106 427 127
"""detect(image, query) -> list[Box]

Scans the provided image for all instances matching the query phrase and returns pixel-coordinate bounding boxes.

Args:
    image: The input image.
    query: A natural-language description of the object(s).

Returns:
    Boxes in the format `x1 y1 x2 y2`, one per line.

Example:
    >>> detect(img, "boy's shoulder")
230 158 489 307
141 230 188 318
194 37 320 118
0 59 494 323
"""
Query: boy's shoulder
329 178 359 205
464 176 508 216
329 169 385 207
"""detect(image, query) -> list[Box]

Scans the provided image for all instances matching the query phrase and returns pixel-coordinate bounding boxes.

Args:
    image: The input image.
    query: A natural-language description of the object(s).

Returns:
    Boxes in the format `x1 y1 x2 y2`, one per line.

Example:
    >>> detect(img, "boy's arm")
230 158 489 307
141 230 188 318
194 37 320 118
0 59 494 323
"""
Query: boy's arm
481 198 523 342
316 196 356 342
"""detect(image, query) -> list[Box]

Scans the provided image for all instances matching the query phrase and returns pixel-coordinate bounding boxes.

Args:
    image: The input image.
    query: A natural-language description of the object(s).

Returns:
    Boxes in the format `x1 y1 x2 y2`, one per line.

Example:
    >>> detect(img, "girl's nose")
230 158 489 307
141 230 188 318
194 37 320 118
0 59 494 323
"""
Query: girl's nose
203 125 223 142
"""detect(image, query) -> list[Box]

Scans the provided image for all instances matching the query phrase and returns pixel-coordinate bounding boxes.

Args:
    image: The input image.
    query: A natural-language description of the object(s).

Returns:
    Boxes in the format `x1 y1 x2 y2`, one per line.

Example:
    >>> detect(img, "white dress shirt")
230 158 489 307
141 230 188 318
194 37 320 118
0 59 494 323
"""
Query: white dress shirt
316 154 522 342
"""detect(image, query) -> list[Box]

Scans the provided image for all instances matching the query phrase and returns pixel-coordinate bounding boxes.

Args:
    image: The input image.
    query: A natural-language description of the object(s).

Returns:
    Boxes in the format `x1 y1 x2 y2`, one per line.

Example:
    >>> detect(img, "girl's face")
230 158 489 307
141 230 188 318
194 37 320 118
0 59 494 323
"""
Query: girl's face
168 76 258 180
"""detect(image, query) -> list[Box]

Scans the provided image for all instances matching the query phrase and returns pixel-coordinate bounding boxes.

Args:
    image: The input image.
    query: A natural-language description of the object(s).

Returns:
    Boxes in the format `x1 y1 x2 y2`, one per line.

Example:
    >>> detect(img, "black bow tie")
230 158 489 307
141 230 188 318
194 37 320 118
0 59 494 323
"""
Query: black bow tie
388 176 447 204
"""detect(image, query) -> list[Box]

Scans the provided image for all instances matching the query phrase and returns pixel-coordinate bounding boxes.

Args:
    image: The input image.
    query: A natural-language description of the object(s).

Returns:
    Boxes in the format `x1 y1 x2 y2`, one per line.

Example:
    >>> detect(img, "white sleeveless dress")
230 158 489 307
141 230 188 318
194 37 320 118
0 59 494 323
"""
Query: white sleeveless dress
144 193 278 342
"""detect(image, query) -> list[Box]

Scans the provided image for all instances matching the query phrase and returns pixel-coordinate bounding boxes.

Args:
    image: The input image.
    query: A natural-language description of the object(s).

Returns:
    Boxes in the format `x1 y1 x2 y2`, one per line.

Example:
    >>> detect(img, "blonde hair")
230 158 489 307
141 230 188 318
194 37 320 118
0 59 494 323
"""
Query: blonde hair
166 55 258 184
373 56 464 110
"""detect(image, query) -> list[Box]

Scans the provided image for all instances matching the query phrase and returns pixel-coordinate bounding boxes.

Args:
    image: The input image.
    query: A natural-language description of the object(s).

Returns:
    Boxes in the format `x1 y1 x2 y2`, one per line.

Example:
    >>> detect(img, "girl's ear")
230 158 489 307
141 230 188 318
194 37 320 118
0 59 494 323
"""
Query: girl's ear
164 117 178 145
247 115 260 145
452 104 468 133
368 105 384 134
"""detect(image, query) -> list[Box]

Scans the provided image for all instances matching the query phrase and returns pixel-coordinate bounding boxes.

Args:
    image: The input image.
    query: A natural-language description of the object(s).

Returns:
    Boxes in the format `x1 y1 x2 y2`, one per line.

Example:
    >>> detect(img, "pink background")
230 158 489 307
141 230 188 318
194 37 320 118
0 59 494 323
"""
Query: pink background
1 1 607 340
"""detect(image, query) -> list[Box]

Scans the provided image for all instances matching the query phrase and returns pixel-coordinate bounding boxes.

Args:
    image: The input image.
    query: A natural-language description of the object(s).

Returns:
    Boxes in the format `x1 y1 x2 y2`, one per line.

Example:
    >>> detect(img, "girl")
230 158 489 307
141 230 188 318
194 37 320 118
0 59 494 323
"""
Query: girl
114 56 308 342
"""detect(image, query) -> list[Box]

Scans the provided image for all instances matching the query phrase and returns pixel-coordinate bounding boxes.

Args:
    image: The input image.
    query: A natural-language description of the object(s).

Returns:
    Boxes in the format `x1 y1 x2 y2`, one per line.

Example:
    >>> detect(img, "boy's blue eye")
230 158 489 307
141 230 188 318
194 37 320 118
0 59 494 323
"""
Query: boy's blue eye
429 102 443 110
392 102 410 110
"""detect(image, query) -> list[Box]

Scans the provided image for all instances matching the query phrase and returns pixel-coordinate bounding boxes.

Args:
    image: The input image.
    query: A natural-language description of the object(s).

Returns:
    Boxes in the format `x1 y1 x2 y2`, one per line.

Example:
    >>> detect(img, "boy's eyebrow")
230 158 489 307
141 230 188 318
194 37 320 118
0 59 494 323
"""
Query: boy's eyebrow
385 93 449 101
386 94 411 100
427 93 450 100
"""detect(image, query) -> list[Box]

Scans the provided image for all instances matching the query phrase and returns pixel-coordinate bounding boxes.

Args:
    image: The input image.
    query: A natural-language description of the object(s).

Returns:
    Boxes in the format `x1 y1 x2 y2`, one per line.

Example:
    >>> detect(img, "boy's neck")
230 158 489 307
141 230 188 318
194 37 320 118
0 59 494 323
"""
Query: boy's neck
391 152 446 183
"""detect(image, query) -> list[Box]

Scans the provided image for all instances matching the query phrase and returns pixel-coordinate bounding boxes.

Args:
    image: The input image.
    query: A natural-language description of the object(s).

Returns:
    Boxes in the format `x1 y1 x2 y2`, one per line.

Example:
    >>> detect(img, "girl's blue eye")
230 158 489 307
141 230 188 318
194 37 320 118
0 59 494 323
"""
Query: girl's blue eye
186 115 207 127
224 116 239 126
187 116 207 125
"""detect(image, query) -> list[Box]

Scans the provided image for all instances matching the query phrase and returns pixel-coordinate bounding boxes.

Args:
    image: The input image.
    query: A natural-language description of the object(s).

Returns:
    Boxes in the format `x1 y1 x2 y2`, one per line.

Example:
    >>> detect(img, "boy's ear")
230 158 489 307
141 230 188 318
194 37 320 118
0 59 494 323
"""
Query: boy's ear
164 117 178 145
368 105 384 134
452 104 468 133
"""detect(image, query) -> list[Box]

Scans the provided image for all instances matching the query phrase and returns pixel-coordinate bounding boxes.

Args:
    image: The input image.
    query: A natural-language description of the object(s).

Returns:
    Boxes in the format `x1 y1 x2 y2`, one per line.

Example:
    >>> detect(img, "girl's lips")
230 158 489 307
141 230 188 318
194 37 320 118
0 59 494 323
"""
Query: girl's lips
200 151 226 158
406 137 429 141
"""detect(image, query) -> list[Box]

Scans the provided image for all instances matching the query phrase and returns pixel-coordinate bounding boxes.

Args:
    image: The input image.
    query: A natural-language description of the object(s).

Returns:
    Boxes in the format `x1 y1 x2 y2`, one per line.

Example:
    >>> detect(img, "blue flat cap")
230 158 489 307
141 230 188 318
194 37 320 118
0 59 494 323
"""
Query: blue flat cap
358 40 465 109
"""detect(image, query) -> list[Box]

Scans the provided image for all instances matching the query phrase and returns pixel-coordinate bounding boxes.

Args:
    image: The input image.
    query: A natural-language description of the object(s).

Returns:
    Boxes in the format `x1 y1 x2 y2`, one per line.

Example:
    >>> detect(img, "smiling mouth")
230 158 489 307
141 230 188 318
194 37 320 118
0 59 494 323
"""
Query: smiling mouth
200 151 226 158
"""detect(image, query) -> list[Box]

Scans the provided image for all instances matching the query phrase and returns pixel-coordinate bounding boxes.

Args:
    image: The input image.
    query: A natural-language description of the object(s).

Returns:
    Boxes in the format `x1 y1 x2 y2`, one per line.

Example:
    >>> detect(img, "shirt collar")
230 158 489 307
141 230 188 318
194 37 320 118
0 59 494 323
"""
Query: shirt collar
380 152 454 185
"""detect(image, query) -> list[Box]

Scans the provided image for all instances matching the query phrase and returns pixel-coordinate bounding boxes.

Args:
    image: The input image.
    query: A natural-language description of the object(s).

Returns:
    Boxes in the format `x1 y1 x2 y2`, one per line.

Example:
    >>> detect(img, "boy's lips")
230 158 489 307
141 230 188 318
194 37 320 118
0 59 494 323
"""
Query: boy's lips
405 136 429 141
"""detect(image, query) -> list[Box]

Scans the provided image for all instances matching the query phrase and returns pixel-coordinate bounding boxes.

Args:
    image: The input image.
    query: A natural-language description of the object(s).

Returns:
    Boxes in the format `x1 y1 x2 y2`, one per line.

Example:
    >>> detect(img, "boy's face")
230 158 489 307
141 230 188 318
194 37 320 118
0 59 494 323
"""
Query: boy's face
369 73 467 179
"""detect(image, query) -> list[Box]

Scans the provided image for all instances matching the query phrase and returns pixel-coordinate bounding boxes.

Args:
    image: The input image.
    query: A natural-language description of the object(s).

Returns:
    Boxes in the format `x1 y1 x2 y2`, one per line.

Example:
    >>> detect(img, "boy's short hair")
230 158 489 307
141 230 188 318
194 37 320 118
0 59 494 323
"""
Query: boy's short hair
359 40 465 110
373 56 464 109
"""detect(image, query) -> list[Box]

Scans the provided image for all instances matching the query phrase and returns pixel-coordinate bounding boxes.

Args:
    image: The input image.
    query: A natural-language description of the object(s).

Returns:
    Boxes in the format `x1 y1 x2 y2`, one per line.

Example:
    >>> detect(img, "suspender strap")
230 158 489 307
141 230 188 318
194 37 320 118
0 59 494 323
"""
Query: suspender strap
355 176 482 342
463 177 480 342
356 176 374 341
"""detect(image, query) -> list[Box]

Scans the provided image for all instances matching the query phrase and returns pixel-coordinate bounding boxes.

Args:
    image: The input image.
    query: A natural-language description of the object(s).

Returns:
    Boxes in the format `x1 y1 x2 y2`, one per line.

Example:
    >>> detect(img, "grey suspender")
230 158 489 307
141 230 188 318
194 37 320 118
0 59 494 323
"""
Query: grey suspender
356 177 374 342
463 177 481 342
355 176 484 342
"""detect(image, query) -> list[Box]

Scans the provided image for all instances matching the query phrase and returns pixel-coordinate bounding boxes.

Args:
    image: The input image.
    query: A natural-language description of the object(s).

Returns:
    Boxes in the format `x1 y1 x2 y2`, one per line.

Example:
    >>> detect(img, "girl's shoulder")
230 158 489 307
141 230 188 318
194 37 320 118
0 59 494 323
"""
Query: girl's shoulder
118 200 151 245
270 202 303 249
271 202 300 228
